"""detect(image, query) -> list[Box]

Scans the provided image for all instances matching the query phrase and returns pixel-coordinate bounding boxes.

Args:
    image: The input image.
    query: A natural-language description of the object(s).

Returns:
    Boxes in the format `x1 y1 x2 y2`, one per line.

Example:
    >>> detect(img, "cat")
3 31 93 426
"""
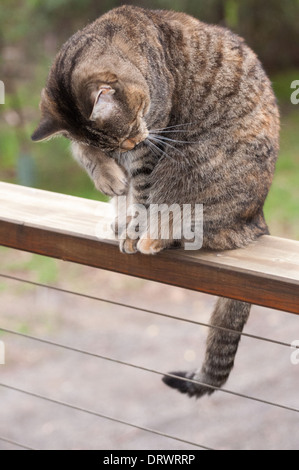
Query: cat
31 5 280 398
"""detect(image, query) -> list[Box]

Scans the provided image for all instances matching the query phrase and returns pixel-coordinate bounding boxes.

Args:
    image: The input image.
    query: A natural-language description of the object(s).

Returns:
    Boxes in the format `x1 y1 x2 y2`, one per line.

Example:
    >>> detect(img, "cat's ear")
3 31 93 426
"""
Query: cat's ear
31 115 66 142
89 86 117 122
31 88 66 142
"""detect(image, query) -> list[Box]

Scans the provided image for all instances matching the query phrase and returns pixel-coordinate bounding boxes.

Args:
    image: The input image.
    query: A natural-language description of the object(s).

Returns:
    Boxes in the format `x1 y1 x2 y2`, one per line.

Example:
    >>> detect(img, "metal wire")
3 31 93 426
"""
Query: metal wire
0 436 35 450
1 327 299 414
1 270 298 453
0 383 212 450
0 273 293 349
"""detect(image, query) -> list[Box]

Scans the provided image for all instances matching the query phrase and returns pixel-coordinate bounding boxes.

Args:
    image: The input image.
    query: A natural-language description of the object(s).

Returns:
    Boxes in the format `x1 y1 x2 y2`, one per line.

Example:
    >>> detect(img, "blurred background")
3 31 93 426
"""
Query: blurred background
0 0 299 450
0 0 299 238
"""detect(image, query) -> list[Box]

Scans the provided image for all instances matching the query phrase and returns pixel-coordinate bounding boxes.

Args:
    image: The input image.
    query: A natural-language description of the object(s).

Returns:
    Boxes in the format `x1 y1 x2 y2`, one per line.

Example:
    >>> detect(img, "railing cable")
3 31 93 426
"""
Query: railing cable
0 383 212 450
0 436 35 450
1 328 298 414
0 273 293 349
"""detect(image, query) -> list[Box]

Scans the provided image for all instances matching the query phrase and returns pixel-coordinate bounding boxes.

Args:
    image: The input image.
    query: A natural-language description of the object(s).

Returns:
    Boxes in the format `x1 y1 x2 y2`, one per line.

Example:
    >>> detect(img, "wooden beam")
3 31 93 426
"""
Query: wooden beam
0 182 298 314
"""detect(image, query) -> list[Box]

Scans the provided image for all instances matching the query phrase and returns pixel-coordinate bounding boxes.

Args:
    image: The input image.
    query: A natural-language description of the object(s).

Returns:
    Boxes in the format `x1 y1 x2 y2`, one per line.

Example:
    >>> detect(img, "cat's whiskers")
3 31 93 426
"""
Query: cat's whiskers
149 132 197 145
148 134 187 160
146 139 161 158
154 129 196 134
145 137 182 165
117 150 122 166
151 122 194 132
145 138 170 159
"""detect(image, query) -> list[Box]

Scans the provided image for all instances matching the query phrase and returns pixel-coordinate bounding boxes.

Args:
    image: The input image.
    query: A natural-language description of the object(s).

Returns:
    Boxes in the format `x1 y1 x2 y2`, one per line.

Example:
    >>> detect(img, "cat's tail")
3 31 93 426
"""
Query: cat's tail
162 298 251 398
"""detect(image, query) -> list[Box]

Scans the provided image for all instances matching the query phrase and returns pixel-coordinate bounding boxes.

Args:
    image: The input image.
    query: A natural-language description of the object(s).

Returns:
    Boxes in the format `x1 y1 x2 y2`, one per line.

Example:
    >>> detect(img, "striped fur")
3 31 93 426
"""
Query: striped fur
163 299 251 397
32 5 279 398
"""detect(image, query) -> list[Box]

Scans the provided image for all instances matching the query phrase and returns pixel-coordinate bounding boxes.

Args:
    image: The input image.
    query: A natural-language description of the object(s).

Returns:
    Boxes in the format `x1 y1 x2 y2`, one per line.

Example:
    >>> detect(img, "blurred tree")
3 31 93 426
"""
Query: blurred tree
237 0 299 70
1 0 299 74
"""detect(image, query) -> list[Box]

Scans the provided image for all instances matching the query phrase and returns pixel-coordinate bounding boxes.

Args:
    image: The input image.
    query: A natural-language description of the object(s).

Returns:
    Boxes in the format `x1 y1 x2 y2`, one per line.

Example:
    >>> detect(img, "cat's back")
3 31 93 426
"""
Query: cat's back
154 7 279 165
54 4 279 149
90 6 278 127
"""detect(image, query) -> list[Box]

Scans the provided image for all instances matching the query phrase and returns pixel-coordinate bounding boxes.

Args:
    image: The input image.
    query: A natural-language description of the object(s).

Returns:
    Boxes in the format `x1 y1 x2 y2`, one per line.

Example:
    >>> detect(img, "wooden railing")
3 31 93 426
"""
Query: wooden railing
0 181 298 314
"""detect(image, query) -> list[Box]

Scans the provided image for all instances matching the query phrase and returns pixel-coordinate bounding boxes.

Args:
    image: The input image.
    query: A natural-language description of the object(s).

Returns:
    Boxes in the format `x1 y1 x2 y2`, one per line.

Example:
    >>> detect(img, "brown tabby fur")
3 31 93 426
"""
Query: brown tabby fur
32 5 280 398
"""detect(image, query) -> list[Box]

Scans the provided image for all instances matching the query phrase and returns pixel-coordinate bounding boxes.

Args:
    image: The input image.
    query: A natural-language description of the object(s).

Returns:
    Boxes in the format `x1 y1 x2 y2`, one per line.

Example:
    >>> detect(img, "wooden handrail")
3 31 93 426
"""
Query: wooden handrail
0 182 298 314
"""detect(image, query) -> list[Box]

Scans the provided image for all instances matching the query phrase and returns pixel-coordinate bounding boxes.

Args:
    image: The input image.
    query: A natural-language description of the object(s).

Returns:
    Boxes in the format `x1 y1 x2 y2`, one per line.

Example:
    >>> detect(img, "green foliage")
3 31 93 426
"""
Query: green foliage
224 0 239 29
0 246 58 284
264 109 299 239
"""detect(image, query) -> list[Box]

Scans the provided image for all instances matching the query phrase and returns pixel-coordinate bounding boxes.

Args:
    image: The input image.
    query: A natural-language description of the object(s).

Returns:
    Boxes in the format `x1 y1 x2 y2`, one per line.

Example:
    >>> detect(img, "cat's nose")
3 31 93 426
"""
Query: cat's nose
121 138 136 151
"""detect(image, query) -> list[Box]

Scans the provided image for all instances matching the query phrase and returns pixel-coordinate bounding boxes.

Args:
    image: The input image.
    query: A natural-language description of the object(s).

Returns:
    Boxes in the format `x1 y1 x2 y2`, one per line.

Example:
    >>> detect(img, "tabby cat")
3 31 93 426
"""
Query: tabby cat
32 5 279 398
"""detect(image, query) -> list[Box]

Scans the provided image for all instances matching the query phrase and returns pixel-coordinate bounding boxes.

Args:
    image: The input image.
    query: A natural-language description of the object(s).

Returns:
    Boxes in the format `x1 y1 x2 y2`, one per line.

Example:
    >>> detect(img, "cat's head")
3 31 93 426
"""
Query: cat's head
31 50 151 153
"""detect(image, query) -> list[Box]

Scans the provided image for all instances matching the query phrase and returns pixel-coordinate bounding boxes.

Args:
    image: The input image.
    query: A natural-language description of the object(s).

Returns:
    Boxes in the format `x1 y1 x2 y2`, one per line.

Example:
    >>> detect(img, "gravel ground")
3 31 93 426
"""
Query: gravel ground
0 248 298 450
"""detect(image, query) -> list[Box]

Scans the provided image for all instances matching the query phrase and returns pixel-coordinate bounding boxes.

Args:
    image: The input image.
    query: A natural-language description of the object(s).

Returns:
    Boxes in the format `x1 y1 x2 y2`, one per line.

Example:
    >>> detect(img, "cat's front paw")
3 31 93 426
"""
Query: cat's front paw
94 161 128 196
119 234 173 255
137 236 166 254
119 237 138 254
